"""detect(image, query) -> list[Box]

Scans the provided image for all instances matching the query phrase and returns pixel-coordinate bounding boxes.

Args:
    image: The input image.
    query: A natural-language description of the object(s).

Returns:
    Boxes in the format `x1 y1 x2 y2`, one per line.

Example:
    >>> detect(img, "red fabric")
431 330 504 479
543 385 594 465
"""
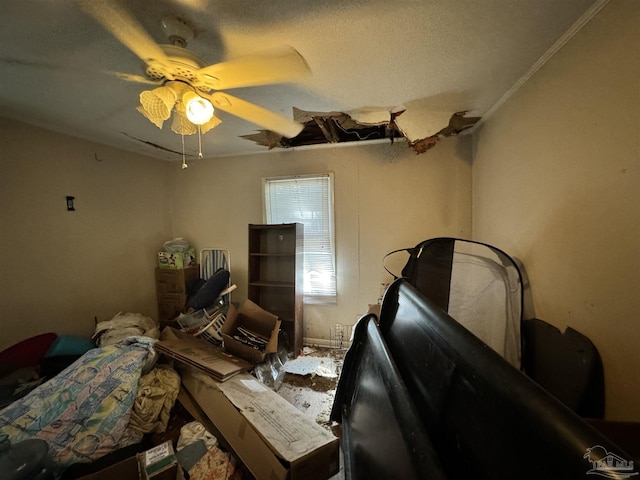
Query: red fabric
0 332 58 368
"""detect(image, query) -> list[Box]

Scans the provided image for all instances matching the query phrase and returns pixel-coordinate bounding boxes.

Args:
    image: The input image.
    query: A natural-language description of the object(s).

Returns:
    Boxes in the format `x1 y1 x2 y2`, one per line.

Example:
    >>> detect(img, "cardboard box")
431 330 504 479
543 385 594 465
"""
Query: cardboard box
155 266 200 294
156 328 253 382
158 303 184 323
181 369 340 480
158 249 197 269
76 456 139 480
76 441 177 480
157 293 188 305
221 300 280 364
157 293 189 322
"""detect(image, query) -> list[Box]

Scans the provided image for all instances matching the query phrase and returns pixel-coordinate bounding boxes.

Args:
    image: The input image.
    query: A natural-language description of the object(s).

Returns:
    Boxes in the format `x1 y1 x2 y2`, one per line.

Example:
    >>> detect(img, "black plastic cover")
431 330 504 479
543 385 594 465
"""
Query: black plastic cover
332 279 636 479
331 314 447 480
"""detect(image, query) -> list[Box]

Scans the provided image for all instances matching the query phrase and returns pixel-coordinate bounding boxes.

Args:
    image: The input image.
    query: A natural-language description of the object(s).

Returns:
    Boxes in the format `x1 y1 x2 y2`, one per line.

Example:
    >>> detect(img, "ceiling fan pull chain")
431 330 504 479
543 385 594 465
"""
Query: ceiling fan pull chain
198 125 204 159
181 134 188 169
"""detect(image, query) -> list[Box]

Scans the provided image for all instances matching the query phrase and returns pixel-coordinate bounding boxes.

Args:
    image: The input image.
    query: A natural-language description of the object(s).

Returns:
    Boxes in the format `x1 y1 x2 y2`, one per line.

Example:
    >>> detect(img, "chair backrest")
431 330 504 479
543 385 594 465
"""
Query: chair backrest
400 237 523 368
199 248 232 303
522 318 605 418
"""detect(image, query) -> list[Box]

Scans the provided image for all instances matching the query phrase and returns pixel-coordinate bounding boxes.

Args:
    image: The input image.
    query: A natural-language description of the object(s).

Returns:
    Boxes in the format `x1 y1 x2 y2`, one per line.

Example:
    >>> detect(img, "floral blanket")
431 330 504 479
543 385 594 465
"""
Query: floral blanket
0 336 157 474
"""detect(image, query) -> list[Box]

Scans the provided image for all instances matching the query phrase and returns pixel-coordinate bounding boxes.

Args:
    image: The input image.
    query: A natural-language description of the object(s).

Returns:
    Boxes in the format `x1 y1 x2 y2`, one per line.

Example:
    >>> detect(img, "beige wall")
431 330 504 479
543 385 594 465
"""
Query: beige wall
471 1 640 421
0 119 172 349
2 0 635 423
169 138 472 343
0 122 471 351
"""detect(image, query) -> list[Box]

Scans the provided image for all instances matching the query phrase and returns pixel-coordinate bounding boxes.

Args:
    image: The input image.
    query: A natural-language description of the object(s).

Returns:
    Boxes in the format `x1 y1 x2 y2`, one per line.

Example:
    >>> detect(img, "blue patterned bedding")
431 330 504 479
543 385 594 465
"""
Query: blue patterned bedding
0 336 157 474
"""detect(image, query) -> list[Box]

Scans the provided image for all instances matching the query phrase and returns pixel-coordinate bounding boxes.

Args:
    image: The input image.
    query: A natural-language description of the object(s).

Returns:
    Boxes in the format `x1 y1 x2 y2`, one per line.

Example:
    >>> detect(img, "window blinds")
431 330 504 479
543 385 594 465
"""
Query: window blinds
263 174 336 303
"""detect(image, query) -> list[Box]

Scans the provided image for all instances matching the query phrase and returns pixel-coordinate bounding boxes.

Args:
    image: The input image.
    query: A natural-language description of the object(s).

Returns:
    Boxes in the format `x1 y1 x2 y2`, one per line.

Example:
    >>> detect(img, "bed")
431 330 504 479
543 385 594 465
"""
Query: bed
0 336 180 478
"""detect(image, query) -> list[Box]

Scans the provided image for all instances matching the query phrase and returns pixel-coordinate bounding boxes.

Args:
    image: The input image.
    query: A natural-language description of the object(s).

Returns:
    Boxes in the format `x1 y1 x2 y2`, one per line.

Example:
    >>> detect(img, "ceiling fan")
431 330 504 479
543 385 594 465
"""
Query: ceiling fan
77 0 310 141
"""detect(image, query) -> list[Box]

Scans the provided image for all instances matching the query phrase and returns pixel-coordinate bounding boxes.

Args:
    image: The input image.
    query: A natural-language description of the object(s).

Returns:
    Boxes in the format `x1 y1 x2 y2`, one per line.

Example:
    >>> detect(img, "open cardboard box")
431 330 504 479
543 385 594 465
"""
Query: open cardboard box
222 300 281 364
76 441 178 480
180 368 340 480
75 456 139 480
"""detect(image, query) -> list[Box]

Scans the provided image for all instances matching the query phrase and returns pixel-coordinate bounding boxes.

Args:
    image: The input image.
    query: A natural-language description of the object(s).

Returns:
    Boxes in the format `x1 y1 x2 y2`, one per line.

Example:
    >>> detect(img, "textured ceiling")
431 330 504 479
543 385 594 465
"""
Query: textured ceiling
0 0 601 160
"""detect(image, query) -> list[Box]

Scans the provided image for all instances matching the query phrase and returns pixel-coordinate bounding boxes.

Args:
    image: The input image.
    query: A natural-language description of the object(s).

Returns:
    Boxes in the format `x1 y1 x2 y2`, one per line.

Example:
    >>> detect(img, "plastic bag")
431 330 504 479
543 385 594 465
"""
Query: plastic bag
252 336 292 391
162 238 191 253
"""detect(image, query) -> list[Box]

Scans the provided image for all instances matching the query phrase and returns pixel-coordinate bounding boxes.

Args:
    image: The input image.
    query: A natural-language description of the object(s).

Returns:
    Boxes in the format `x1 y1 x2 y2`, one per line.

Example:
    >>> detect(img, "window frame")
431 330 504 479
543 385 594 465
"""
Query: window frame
262 173 337 304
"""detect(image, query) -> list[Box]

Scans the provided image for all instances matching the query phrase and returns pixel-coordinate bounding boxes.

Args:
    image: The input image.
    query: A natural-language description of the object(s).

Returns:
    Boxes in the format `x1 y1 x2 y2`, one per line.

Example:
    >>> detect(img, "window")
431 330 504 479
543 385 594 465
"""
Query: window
263 174 336 304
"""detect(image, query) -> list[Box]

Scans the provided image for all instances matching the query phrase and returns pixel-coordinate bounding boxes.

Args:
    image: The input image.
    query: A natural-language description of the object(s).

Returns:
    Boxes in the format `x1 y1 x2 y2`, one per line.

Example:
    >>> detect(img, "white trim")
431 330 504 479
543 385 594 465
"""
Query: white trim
215 137 399 159
303 336 352 349
288 137 397 152
303 336 332 348
477 0 610 126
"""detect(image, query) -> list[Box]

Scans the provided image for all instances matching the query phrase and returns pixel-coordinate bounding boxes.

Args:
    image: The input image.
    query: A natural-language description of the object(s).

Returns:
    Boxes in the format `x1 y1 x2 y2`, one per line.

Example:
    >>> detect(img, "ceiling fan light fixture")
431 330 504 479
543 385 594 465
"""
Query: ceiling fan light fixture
136 105 165 129
183 91 214 125
200 114 222 134
171 109 197 136
139 85 177 121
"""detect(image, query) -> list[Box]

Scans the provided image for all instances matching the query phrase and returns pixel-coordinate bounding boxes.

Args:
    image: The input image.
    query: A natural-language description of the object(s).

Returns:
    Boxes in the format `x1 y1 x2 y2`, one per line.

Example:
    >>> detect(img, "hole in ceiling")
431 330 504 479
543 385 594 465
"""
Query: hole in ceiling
242 108 481 154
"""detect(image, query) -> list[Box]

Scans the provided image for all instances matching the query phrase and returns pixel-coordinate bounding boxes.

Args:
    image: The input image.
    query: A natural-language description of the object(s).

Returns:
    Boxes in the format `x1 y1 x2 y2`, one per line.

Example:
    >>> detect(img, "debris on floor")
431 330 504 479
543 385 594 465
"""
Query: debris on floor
277 346 346 430
284 355 338 378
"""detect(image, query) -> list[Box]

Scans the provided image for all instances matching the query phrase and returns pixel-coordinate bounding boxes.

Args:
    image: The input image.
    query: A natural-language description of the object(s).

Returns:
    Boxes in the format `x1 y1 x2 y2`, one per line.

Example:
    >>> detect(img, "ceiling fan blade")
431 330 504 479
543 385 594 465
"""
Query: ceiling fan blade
207 92 303 138
0 57 160 86
197 46 310 90
77 0 169 67
105 71 161 85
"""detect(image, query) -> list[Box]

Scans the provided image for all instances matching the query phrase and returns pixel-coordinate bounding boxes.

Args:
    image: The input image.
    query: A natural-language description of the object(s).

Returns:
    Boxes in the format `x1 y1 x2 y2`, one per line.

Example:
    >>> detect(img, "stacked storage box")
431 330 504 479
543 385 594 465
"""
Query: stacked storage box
157 248 197 269
156 266 199 322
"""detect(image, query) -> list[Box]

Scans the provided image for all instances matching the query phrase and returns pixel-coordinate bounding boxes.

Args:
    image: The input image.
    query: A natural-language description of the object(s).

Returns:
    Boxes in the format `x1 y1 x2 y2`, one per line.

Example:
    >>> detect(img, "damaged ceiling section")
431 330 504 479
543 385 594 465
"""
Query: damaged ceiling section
242 100 481 154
